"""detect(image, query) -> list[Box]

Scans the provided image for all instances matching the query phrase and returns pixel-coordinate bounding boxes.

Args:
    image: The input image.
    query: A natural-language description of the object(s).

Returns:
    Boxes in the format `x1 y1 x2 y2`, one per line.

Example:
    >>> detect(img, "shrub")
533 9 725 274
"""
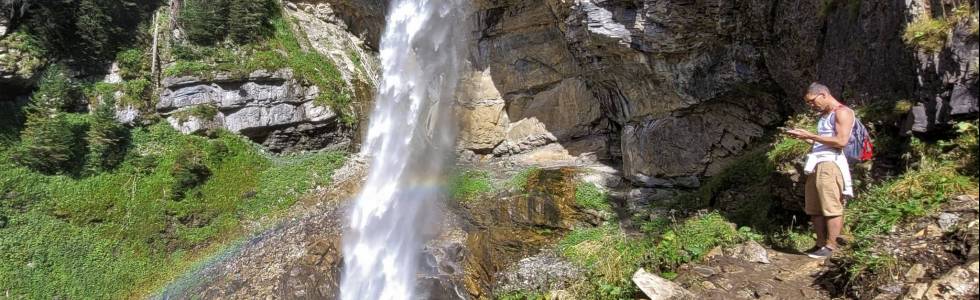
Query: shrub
84 98 128 174
11 113 79 174
180 0 229 45
170 147 211 199
116 48 148 80
29 64 74 113
902 16 951 53
227 0 276 44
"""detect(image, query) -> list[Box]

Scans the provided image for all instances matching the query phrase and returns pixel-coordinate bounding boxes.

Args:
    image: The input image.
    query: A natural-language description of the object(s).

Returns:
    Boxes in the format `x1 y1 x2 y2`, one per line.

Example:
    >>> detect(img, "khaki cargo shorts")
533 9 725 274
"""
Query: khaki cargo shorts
805 161 844 216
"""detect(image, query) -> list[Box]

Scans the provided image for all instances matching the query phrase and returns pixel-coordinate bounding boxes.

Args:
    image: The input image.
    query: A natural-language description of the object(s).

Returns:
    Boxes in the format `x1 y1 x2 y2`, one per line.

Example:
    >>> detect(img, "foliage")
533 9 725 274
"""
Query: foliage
840 157 977 280
227 0 276 44
558 224 652 299
11 65 86 174
170 147 211 199
83 98 128 174
28 64 74 113
10 113 84 174
649 213 744 271
507 167 540 194
21 0 159 71
902 4 976 53
116 48 149 80
179 0 229 45
574 182 610 211
0 123 347 298
178 0 275 45
450 170 493 203
903 16 951 53
496 291 548 300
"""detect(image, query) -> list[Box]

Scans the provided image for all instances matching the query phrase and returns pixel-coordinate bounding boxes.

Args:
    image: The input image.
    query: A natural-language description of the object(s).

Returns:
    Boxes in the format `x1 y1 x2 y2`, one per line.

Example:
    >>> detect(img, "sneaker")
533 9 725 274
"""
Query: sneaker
807 246 834 259
802 245 822 255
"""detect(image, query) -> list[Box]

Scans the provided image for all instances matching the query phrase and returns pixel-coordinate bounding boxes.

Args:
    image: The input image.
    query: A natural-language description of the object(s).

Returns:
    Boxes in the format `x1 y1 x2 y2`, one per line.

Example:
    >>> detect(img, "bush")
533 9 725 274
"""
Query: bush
29 64 74 113
116 48 148 80
651 213 743 271
84 98 128 174
227 0 276 44
180 0 229 45
11 114 79 174
170 147 211 199
902 16 951 53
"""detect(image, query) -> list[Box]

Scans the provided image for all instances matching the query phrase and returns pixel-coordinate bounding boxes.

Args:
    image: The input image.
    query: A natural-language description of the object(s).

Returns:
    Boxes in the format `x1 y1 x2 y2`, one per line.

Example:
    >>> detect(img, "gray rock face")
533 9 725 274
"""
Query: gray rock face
904 10 980 133
157 69 350 153
462 0 978 187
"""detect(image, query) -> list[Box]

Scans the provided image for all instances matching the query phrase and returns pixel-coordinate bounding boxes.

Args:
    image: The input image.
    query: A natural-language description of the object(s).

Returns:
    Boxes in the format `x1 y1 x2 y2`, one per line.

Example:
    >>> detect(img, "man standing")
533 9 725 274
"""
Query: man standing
786 82 855 259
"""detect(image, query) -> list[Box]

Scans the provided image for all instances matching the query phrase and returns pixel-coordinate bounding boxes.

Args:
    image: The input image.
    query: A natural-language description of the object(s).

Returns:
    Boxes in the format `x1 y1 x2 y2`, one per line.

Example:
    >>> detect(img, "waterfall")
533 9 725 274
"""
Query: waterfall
340 0 469 299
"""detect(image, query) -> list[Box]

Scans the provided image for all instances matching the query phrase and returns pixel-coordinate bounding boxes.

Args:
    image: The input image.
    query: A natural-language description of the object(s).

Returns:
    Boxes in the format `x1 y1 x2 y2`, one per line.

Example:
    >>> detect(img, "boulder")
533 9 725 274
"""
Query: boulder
633 268 695 300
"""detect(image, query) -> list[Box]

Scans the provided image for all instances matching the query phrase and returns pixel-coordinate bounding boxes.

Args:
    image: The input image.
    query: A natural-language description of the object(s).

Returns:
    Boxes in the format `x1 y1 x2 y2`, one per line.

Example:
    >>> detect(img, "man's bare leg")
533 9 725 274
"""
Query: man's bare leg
826 215 843 249
812 215 827 247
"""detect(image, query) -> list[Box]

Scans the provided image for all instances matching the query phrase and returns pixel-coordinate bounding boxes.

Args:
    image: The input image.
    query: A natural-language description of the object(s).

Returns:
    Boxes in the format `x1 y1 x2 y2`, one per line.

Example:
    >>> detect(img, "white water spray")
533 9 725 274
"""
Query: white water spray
340 0 469 299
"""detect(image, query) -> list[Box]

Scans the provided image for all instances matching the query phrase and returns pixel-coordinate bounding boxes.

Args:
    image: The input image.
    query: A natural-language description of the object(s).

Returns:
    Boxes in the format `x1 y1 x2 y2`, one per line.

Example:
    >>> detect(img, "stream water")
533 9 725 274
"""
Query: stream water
339 0 470 299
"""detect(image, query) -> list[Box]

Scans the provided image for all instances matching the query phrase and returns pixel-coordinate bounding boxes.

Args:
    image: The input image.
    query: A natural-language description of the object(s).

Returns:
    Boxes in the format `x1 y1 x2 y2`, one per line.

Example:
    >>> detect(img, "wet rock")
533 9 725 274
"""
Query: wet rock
924 261 980 299
725 241 771 264
633 268 695 300
495 250 584 294
627 188 678 211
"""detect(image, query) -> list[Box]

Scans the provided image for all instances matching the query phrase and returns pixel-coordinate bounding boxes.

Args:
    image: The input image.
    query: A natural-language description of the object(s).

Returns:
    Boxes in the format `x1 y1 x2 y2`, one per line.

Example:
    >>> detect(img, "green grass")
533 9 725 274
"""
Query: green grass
902 4 977 53
838 156 977 281
574 182 610 211
558 224 652 299
649 213 744 271
449 170 494 203
496 291 548 300
557 212 748 299
507 167 541 194
0 121 346 299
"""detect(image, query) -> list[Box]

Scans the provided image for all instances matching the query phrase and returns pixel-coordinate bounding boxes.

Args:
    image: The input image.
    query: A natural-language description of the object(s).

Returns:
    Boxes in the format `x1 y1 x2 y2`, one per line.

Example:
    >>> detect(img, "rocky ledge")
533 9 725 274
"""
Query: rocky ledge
156 69 351 153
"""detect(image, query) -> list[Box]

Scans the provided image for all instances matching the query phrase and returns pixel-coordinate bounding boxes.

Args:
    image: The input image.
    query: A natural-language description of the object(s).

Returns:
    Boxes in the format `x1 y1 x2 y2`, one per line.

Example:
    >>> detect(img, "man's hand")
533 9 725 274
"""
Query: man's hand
785 128 813 140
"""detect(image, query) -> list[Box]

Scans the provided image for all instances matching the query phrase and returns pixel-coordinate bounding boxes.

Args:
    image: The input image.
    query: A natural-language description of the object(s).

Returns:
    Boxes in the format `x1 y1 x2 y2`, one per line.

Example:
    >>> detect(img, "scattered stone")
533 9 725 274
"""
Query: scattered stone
495 251 584 294
692 266 719 277
726 240 771 264
905 263 927 282
633 268 695 300
906 283 929 299
937 213 960 232
915 224 944 239
924 262 980 299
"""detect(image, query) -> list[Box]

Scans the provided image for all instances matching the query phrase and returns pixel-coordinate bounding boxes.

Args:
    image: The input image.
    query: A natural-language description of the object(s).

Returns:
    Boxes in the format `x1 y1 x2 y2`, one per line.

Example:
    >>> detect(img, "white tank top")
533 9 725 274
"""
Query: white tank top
811 110 839 154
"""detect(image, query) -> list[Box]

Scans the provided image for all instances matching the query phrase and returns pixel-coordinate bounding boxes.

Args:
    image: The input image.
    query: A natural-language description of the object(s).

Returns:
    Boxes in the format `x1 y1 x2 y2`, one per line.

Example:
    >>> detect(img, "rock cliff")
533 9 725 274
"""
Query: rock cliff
456 0 978 190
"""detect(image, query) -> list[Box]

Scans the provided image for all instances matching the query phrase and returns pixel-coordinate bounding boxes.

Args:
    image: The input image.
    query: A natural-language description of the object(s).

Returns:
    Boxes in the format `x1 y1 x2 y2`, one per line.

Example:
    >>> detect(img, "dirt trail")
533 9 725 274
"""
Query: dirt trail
674 246 832 299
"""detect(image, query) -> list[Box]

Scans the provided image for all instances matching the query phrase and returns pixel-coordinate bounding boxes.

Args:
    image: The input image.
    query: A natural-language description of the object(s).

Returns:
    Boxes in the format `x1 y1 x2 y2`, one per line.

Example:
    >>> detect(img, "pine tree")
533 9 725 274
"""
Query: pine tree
180 0 228 45
12 64 79 174
84 97 127 174
227 0 273 44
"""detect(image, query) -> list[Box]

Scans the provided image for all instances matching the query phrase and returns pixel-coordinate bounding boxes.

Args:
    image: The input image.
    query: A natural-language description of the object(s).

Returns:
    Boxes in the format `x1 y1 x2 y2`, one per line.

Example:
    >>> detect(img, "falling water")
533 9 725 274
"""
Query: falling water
340 0 470 299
